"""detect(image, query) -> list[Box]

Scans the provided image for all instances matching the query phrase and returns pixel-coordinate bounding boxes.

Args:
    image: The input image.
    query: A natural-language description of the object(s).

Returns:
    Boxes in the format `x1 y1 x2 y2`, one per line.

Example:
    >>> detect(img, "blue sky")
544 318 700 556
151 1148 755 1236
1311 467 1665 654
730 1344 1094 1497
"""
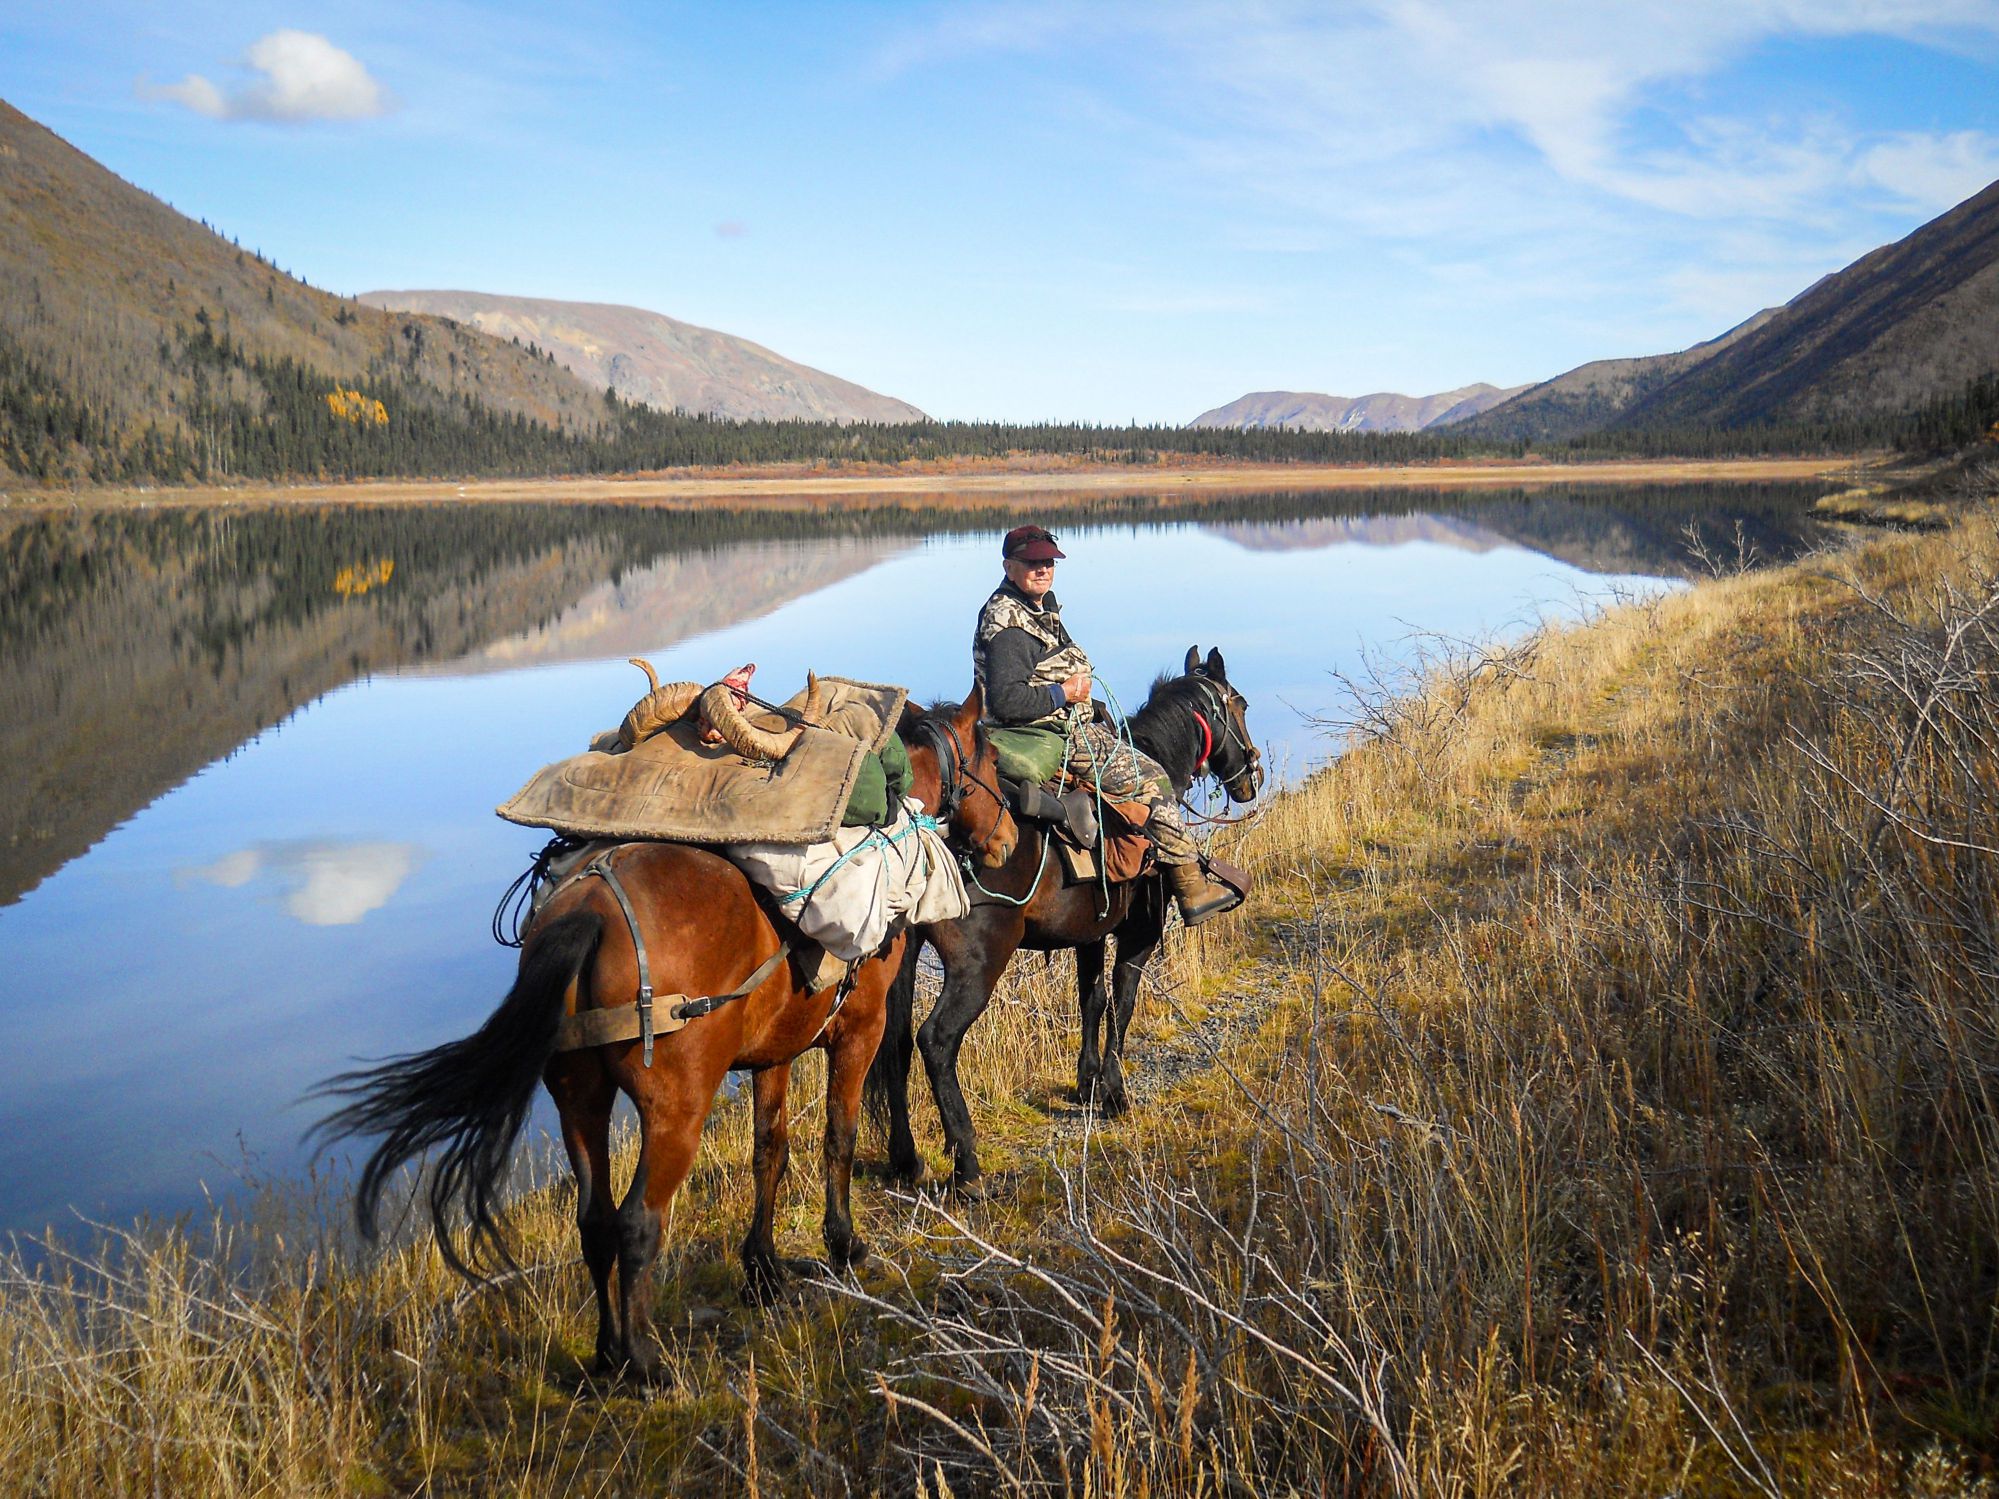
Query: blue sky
5 2 1998 422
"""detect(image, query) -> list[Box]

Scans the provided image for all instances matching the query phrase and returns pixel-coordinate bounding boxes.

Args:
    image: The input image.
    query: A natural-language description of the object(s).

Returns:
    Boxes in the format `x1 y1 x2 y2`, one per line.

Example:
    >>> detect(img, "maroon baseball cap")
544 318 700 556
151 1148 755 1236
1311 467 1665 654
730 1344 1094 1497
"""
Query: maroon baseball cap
1002 524 1066 562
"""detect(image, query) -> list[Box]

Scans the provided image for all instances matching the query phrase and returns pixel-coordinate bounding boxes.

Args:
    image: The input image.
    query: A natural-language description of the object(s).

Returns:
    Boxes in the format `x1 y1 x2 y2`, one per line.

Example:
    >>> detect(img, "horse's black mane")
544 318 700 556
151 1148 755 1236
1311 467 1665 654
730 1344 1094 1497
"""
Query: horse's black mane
1129 673 1210 791
903 698 990 755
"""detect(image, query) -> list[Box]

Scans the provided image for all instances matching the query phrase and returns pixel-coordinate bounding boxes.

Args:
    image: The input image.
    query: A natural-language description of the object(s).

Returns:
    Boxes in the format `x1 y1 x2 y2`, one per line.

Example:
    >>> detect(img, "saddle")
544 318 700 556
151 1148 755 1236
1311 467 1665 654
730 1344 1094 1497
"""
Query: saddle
1004 779 1156 886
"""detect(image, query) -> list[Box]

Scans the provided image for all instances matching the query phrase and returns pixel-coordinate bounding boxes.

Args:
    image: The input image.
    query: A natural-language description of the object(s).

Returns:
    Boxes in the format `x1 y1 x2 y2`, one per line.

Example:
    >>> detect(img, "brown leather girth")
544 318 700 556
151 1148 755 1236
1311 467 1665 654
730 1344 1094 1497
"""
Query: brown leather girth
551 852 792 1062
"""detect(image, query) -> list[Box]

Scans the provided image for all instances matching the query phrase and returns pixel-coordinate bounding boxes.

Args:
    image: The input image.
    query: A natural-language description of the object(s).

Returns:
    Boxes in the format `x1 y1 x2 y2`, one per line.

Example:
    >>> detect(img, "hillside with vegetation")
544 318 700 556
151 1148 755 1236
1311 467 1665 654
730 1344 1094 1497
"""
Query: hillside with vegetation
6 464 1999 1491
0 100 616 482
1615 176 1999 430
1458 309 1780 444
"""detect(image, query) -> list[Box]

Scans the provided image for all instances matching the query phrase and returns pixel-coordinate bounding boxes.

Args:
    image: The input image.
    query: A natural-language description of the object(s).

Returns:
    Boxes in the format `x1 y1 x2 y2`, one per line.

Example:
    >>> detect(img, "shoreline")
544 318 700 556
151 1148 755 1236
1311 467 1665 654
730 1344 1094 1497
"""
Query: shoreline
2 454 1870 512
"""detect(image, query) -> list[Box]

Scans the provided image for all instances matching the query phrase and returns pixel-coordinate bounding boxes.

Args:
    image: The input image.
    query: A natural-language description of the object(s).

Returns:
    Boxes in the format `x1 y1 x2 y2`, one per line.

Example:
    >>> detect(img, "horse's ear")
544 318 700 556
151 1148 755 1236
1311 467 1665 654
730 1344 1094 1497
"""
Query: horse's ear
897 701 923 737
1185 645 1201 675
955 683 983 734
1205 647 1227 682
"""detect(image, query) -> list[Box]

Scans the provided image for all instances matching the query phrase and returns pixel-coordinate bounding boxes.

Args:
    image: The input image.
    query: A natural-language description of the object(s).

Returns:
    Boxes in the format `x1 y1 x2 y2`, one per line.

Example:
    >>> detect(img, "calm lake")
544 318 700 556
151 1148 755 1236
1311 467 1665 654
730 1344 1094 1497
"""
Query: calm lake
0 483 1832 1236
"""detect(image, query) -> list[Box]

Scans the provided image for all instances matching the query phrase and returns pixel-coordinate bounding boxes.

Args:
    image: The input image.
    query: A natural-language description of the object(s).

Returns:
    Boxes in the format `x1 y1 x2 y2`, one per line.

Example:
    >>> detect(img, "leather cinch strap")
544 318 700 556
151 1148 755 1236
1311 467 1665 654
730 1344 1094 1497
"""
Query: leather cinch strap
551 853 791 1064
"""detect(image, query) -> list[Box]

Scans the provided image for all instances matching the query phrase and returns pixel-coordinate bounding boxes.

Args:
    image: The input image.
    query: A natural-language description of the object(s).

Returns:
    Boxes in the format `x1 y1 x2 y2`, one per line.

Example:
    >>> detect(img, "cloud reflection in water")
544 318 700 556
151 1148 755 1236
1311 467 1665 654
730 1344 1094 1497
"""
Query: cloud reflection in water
180 839 423 926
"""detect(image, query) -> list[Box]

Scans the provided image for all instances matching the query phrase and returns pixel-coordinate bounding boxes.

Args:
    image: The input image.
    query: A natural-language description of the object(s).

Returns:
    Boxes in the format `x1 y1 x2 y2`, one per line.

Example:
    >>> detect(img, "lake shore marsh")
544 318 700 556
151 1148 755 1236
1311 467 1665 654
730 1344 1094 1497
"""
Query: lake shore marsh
8 494 1999 1494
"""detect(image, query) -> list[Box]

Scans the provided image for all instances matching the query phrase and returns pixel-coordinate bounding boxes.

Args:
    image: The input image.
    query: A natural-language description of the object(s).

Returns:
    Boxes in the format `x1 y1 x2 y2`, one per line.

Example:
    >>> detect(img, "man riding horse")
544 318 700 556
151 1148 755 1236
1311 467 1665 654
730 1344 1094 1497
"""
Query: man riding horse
975 524 1239 926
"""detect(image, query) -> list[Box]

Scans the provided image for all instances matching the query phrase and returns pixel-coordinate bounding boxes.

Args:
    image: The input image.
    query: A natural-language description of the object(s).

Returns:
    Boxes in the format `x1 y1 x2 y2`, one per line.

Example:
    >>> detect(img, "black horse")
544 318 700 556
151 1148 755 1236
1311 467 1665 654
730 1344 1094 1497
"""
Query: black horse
867 646 1262 1191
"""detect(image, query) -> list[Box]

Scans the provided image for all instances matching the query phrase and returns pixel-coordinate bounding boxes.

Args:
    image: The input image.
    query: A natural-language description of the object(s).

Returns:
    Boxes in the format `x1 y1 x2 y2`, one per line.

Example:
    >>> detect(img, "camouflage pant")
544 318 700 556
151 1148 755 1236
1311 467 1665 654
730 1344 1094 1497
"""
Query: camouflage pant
1061 722 1197 866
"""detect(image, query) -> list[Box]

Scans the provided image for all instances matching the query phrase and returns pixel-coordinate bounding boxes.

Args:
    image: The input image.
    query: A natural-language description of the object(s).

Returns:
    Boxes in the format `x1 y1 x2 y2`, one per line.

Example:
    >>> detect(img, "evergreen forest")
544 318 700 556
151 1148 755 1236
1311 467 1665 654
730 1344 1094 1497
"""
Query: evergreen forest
3 313 1996 487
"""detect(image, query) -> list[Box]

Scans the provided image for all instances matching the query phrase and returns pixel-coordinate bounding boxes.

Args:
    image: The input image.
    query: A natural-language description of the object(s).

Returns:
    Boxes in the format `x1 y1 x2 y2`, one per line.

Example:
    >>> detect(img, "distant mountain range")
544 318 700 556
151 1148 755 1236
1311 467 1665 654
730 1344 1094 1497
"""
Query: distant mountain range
360 291 924 425
1190 383 1528 433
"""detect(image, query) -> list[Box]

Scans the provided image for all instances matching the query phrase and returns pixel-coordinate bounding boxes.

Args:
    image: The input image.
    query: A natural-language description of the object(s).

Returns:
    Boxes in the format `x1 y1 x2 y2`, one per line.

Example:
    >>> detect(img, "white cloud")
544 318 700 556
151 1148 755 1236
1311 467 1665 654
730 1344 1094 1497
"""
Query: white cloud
181 840 422 926
883 1 1999 227
151 74 228 119
1856 130 1999 211
142 31 390 124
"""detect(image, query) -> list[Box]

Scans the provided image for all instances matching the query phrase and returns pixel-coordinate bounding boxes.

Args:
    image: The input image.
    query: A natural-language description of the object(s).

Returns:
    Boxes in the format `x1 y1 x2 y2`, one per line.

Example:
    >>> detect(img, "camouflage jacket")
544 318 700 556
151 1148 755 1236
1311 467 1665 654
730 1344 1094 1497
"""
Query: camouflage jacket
972 582 1094 732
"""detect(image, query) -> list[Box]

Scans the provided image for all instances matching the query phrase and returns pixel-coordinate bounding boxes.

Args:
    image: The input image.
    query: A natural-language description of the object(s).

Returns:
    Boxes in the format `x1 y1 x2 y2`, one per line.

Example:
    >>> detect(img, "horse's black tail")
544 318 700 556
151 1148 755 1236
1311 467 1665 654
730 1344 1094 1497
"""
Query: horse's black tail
311 909 603 1279
864 932 923 1136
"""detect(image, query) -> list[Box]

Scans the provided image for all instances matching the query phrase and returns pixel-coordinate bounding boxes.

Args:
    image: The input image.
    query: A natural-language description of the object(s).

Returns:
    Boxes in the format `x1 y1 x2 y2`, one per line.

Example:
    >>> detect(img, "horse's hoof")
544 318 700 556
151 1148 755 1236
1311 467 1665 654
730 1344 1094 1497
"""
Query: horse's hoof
831 1237 871 1272
741 1256 795 1307
946 1173 990 1204
617 1345 671 1386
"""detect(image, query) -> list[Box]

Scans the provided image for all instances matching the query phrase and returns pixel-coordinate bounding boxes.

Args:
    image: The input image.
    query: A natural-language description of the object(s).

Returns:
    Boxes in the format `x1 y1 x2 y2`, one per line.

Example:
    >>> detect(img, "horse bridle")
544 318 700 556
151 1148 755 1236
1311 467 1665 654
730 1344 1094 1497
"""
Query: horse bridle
1189 676 1263 797
911 717 1011 861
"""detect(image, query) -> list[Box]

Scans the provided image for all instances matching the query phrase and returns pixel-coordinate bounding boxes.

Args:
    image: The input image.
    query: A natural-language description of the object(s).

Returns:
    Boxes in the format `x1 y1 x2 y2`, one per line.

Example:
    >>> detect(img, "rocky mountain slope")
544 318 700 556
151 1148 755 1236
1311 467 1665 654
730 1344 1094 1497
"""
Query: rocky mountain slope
1469 174 1999 441
1190 382 1527 433
359 291 926 425
1609 177 1999 431
0 98 608 466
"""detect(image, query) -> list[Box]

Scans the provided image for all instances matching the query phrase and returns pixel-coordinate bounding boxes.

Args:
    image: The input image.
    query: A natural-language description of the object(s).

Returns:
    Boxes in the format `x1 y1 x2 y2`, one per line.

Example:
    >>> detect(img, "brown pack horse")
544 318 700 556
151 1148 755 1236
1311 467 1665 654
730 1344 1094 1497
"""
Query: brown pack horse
315 688 1016 1379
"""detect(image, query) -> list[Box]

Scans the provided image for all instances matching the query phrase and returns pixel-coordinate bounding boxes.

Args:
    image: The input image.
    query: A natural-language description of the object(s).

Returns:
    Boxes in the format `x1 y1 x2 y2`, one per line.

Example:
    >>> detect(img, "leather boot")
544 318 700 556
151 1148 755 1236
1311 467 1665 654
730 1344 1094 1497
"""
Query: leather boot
1165 859 1239 927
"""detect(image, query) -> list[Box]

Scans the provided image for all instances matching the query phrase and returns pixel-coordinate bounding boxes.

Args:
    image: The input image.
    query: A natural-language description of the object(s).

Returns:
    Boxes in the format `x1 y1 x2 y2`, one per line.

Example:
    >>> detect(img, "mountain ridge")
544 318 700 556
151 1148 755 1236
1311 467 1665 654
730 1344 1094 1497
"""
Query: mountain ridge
1456 309 1782 444
358 290 926 426
1190 382 1528 433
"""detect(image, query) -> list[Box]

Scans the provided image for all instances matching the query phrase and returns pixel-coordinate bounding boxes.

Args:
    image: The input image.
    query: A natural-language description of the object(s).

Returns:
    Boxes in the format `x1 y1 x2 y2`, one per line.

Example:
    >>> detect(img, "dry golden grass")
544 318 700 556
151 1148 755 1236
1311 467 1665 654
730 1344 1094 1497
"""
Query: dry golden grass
9 494 1999 1494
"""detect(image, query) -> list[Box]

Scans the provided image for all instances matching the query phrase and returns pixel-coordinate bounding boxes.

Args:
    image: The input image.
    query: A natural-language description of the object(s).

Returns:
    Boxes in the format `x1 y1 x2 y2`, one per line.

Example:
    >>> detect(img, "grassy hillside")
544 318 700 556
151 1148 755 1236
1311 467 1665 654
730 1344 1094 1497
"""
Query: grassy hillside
8 469 1999 1491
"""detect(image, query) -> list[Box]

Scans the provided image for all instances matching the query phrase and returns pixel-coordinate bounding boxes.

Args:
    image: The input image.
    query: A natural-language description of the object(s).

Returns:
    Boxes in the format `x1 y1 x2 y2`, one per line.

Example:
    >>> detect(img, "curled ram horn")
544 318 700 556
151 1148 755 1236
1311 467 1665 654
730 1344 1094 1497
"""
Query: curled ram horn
617 656 703 750
701 670 823 761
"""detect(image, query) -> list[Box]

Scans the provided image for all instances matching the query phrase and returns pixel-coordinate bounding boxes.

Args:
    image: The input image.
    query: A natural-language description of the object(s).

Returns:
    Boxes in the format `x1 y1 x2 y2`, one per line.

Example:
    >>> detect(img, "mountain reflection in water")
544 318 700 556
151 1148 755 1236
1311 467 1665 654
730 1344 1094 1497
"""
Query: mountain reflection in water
0 485 1829 908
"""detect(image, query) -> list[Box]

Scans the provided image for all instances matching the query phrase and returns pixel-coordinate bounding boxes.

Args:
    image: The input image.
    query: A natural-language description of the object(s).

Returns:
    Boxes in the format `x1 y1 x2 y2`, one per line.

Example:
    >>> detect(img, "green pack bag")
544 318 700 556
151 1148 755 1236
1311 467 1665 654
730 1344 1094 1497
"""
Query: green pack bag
988 725 1067 786
841 732 913 826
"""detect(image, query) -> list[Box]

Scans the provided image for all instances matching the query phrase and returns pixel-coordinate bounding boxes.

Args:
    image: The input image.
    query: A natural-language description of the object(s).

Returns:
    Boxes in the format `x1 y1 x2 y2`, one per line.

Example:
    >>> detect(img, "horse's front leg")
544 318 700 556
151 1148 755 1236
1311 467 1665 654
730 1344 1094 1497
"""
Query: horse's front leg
545 1053 620 1374
1100 890 1167 1118
821 974 890 1271
741 1064 793 1304
874 941 925 1185
1073 939 1109 1106
917 918 1021 1192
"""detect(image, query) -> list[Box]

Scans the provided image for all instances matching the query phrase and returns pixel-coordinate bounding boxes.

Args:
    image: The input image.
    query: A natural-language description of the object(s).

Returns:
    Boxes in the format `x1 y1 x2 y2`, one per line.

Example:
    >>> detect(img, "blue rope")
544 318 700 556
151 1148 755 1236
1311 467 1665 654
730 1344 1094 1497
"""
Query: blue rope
960 828 1052 907
774 811 940 908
